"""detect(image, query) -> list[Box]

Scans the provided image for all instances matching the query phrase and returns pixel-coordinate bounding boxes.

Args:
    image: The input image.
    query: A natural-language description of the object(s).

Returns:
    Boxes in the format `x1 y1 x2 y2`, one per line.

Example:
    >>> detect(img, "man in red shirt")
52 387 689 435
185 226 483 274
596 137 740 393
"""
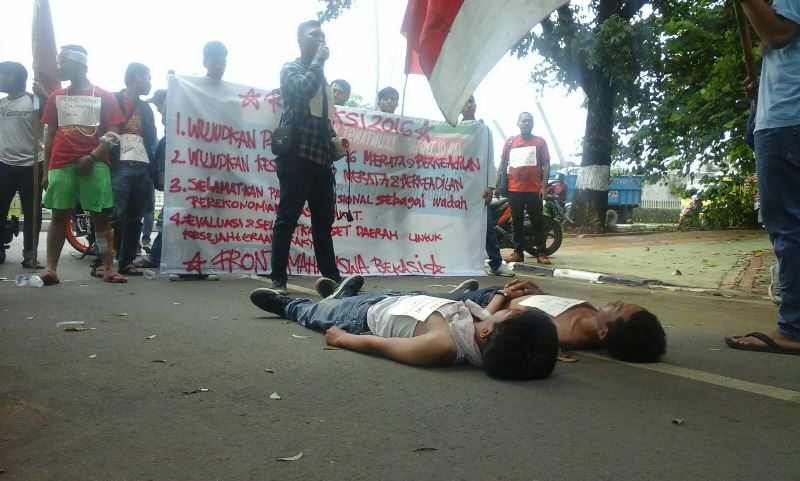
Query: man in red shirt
40 45 126 285
497 112 551 265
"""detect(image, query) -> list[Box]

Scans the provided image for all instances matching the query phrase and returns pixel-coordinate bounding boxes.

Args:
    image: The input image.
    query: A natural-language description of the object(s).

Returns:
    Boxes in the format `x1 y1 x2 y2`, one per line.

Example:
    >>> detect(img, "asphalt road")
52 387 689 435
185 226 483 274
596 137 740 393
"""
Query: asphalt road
1 240 798 481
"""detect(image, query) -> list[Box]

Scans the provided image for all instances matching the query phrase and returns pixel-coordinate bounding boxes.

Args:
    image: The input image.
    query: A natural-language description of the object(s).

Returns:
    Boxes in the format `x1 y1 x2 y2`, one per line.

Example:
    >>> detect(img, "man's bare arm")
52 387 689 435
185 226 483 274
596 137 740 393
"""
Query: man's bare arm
325 327 456 367
741 0 800 50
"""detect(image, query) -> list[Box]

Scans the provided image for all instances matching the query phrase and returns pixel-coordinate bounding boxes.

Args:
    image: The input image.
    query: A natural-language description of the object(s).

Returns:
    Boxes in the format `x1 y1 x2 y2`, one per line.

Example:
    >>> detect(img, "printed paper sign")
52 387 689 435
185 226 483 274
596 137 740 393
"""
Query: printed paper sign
389 296 455 322
162 75 488 276
508 145 537 168
56 95 101 127
519 295 587 317
119 134 149 162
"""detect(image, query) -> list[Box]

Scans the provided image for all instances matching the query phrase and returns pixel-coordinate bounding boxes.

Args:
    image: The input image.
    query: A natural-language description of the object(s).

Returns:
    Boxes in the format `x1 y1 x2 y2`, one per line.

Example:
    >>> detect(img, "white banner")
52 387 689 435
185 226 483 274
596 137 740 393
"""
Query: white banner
163 75 488 277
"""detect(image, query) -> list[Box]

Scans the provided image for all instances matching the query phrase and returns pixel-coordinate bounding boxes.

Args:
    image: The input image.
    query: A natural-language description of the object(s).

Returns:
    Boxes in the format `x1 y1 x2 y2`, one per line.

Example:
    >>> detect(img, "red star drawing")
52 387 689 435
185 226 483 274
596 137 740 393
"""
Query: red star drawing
183 251 208 274
414 120 434 142
239 88 262 110
265 89 282 114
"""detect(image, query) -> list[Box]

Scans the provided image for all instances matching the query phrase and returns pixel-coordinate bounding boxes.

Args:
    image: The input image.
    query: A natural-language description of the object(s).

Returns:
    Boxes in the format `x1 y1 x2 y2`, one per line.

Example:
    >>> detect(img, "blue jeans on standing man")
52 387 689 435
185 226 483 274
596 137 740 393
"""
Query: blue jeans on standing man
109 162 153 267
755 125 800 341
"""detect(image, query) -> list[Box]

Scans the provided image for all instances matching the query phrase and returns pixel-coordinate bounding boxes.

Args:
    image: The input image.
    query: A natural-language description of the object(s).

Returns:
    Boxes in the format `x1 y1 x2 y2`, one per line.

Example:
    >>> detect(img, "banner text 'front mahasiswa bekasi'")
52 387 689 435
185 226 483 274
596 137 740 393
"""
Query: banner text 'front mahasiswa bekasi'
163 75 487 276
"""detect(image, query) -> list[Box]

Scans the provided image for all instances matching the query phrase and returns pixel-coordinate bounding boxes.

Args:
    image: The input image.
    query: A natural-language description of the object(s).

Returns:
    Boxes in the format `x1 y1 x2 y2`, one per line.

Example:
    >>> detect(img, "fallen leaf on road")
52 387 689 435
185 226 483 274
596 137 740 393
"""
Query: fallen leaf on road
88 354 97 359
264 369 274 373
115 312 128 317
152 360 168 363
276 451 303 462
270 392 281 400
672 418 684 425
291 334 310 339
146 335 157 340
64 326 88 332
414 447 437 452
557 354 578 363
210 316 219 320
322 346 340 350
672 270 682 276
182 388 210 395
709 348 721 351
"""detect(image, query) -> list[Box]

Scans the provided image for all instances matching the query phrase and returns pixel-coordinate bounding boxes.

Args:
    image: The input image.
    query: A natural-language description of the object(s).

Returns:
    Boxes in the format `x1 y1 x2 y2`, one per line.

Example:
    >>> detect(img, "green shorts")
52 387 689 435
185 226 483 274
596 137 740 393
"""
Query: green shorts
43 162 114 213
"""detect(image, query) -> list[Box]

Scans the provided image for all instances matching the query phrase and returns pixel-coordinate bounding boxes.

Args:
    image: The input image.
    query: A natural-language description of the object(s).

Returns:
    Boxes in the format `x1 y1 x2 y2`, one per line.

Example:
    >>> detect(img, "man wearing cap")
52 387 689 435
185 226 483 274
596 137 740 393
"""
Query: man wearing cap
94 62 157 278
40 45 126 285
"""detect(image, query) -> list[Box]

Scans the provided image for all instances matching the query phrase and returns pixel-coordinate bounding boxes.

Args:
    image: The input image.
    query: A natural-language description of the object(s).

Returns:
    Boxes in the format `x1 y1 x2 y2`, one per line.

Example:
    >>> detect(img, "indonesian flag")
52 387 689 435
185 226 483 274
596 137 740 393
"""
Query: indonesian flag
32 0 59 95
402 0 569 125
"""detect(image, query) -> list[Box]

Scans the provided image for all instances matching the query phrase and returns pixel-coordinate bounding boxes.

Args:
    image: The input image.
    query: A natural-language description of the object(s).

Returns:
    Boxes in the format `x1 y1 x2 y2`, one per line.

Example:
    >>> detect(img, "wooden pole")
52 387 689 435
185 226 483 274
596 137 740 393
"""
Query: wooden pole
31 95 42 266
733 1 758 81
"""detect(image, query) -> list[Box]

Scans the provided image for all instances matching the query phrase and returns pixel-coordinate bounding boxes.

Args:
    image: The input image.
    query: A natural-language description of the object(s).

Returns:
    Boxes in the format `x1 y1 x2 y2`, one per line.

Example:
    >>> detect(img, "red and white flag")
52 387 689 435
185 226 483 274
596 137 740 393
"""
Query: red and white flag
32 0 59 95
402 0 569 125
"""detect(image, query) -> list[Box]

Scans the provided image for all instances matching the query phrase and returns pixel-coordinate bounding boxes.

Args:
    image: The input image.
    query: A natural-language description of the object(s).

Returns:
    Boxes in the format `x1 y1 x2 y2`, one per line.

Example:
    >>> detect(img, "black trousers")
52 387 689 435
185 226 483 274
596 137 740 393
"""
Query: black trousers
270 155 341 283
0 162 42 254
508 191 546 255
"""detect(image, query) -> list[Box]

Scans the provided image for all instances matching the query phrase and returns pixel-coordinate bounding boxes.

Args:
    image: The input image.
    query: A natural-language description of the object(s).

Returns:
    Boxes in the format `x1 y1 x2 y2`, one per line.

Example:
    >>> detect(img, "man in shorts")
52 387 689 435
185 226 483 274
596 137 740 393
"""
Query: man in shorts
40 45 126 285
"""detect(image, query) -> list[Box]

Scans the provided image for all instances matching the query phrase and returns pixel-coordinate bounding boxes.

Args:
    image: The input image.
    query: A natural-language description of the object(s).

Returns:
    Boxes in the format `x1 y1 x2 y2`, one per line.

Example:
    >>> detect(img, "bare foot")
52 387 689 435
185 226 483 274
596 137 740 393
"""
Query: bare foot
103 271 128 283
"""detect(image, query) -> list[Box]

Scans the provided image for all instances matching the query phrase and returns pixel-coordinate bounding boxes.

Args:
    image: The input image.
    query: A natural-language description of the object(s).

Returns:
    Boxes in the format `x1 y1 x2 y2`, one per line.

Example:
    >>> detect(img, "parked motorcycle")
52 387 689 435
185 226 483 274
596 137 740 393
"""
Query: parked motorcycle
492 179 568 256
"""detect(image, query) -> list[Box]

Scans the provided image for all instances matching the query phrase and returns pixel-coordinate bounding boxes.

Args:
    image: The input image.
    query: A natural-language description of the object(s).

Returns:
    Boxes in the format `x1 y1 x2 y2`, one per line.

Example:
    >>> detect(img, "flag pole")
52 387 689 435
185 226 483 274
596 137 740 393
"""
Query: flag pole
733 0 757 81
31 97 42 267
400 74 409 116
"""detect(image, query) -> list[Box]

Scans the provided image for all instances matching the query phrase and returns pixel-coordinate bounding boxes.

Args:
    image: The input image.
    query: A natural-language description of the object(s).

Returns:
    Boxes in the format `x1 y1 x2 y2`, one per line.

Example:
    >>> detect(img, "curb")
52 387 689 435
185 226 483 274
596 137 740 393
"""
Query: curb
508 261 661 287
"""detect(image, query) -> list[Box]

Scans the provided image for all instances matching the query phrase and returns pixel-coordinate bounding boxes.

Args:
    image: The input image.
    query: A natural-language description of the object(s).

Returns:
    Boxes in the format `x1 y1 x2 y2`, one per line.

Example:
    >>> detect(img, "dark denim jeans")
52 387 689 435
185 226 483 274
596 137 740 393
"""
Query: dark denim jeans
424 287 500 307
110 162 153 266
0 162 42 258
270 155 341 283
508 191 546 255
148 208 163 265
486 207 502 270
285 290 395 333
755 126 800 341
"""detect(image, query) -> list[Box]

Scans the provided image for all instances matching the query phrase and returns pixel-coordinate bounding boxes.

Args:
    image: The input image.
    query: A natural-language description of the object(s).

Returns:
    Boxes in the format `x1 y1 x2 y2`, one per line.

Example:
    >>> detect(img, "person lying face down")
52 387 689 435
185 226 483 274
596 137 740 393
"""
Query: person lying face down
316 278 666 363
250 276 559 380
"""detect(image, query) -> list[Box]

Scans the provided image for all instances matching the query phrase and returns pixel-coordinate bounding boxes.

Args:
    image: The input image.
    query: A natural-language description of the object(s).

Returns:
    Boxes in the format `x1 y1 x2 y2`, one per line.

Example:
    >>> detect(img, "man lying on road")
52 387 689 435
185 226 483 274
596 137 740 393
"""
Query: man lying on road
250 276 559 380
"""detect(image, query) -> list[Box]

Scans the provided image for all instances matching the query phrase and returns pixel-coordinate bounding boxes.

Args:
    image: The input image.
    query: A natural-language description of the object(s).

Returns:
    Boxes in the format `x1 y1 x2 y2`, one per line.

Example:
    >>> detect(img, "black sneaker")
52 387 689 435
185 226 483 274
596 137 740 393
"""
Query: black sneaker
250 288 292 316
329 275 364 299
269 279 288 295
315 277 339 298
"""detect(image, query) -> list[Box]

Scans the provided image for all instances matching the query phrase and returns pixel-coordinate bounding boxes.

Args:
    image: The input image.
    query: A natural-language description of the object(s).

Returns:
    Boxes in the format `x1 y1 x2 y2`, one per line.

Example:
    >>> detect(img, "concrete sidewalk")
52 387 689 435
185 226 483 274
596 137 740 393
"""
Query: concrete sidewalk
506 230 775 296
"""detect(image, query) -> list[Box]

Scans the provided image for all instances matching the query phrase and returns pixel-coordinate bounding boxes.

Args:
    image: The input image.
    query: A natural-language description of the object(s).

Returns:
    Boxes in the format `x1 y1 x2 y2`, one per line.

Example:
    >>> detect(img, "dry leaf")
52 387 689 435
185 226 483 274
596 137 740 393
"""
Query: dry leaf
414 447 437 452
146 335 157 340
291 334 310 339
264 369 274 373
276 451 303 462
210 316 219 320
152 359 168 363
64 326 88 332
672 418 684 425
88 354 97 359
270 392 281 400
115 312 128 317
182 388 210 395
672 270 682 276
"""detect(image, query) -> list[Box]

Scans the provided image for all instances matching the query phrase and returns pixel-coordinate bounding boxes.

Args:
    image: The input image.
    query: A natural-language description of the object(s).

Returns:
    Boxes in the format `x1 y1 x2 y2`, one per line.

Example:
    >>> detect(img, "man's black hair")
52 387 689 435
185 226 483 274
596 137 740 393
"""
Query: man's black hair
378 86 399 100
0 62 28 90
332 79 351 95
124 63 150 87
203 41 228 59
605 309 666 363
297 20 322 40
518 111 533 120
62 44 88 55
482 308 558 380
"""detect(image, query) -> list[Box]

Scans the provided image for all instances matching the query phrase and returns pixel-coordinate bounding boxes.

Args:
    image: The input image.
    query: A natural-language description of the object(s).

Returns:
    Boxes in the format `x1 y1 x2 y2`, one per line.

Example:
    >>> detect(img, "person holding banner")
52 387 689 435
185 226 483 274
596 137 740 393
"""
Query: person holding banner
497 112 551 266
460 95 514 277
331 79 351 106
250 277 559 380
377 86 399 114
727 0 800 355
40 45 126 285
269 20 342 294
93 63 157 278
0 62 44 268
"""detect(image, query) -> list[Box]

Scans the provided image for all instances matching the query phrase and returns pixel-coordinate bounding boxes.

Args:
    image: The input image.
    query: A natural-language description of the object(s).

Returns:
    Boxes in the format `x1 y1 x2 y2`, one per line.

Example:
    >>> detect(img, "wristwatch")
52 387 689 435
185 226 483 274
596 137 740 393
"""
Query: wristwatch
496 289 510 299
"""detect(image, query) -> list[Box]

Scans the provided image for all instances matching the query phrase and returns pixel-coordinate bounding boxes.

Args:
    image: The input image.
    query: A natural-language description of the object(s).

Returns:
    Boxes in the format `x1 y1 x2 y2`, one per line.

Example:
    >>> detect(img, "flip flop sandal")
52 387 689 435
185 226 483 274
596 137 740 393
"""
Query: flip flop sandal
41 271 60 286
103 273 128 284
725 332 800 356
91 265 105 278
119 265 144 276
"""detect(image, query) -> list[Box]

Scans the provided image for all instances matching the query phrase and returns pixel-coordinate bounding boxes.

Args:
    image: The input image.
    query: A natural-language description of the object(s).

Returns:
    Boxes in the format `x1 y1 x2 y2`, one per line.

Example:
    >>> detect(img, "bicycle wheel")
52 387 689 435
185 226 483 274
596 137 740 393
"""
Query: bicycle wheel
65 213 96 255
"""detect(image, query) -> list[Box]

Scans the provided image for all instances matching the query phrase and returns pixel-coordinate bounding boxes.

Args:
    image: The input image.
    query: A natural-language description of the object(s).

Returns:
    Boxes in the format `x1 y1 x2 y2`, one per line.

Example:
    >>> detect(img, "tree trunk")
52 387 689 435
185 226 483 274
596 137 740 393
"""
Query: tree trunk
570 71 615 232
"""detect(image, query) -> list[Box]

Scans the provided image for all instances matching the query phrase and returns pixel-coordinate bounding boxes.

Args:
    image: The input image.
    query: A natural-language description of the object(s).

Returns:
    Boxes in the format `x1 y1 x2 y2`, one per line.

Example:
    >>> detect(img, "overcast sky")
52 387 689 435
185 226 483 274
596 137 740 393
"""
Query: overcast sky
2 0 588 165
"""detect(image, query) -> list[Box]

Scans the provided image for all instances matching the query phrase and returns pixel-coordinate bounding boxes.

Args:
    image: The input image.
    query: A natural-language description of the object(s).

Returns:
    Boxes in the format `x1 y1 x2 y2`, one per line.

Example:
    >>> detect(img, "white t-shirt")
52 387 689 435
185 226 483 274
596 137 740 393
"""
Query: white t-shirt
0 94 41 167
366 295 487 366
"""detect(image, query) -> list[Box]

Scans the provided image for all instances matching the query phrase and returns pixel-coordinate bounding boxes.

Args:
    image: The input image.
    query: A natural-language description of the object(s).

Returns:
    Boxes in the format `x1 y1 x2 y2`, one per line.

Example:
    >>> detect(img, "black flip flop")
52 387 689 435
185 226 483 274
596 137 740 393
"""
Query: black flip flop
725 332 800 356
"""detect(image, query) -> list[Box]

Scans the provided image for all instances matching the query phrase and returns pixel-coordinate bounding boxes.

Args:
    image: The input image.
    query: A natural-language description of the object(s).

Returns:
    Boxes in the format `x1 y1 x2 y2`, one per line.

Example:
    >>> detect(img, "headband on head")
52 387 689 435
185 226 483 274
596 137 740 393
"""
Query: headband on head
61 49 88 66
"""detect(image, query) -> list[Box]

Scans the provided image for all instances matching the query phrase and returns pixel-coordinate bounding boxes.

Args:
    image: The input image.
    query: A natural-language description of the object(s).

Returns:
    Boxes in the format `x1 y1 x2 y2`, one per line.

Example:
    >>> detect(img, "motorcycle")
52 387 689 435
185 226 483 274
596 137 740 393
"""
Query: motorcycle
492 180 569 256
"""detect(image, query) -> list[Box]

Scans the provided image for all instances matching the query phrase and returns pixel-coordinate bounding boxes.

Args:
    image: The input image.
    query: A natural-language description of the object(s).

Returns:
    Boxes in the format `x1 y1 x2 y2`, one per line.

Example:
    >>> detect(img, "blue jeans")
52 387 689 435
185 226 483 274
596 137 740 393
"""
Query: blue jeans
423 287 500 307
109 163 153 266
285 290 395 334
755 126 800 341
148 208 163 264
141 187 155 242
486 207 502 270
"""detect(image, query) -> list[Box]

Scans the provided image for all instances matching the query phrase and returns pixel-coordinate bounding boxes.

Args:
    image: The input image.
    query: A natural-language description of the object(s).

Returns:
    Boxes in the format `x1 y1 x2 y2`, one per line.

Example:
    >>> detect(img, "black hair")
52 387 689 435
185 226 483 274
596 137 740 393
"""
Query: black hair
378 86 399 100
297 20 322 39
332 79 351 95
62 44 87 55
605 309 666 363
518 111 533 120
482 308 558 380
203 41 228 59
0 62 28 90
124 63 150 87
